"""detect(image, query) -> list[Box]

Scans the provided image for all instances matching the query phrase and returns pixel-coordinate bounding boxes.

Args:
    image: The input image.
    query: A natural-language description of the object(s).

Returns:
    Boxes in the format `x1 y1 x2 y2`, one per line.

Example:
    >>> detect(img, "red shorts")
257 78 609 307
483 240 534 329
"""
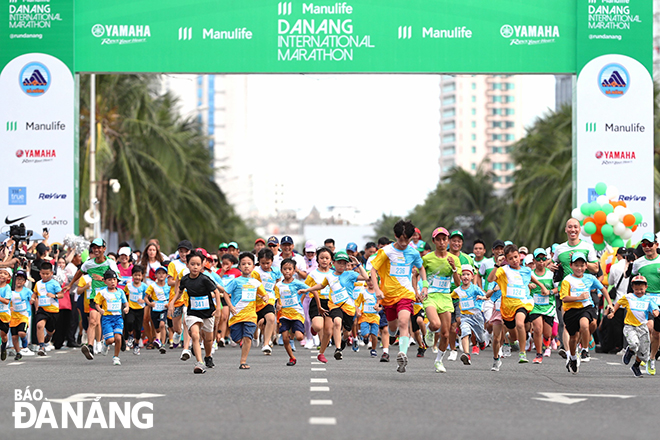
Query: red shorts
383 298 414 322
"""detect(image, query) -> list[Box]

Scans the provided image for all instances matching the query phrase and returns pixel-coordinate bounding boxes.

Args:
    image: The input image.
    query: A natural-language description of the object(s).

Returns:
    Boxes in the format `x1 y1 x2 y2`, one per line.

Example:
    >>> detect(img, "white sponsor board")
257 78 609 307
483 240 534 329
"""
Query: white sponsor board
576 54 654 239
0 53 75 242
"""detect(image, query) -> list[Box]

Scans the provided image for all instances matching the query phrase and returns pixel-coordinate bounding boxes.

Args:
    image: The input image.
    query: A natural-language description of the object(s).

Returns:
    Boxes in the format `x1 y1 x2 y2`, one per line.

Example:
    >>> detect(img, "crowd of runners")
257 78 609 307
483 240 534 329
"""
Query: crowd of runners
1 217 659 377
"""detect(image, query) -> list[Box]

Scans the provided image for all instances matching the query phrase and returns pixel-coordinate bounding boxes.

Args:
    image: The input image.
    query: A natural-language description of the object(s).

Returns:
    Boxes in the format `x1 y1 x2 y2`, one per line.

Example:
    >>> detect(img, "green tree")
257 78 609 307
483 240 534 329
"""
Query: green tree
78 74 254 251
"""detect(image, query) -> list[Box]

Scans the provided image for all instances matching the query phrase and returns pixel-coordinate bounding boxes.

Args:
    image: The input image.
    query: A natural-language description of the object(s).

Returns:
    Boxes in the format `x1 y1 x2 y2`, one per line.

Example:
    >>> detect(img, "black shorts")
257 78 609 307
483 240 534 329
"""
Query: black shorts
411 311 425 333
257 304 275 322
10 322 27 334
35 309 58 332
378 310 388 329
309 298 330 319
503 308 530 330
151 310 167 328
451 299 459 324
0 321 8 334
220 296 228 307
125 308 144 334
529 313 554 327
654 315 660 333
563 306 596 336
329 307 354 332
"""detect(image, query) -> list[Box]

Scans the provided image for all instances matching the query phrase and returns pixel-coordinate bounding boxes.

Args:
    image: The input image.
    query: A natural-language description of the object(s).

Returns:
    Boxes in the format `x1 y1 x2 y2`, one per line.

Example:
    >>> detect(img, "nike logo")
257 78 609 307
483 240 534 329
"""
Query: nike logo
5 215 30 224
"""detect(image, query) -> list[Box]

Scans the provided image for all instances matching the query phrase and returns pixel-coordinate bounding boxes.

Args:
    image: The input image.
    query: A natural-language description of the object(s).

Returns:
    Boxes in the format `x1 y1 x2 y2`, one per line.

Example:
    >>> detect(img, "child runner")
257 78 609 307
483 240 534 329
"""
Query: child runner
9 270 32 360
252 248 281 355
488 244 550 365
452 265 488 366
370 220 426 373
0 268 12 360
33 262 63 356
528 248 558 362
274 258 308 366
145 264 171 356
223 252 269 369
124 265 148 353
94 270 129 366
216 253 241 347
167 240 193 361
608 275 660 377
357 275 381 357
170 252 224 374
486 279 504 371
304 247 334 362
559 253 613 374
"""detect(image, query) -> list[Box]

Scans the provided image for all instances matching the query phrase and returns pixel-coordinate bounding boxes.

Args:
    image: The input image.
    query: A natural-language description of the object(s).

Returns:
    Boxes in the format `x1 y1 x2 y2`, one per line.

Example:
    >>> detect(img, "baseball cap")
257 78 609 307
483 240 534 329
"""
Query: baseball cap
632 274 648 284
36 242 48 254
449 230 463 240
523 254 533 265
267 236 279 245
571 253 587 263
414 227 422 237
641 232 656 243
346 242 358 252
228 241 238 249
551 243 559 253
15 269 27 279
281 236 294 245
196 248 210 259
305 240 316 253
432 227 449 238
334 251 350 262
0 267 12 276
461 264 474 274
218 242 228 250
533 248 547 258
103 269 118 280
255 238 266 245
177 240 193 251
91 238 106 248
118 247 131 257
616 247 628 256
504 241 513 246
155 264 168 273
519 246 529 255
492 240 505 249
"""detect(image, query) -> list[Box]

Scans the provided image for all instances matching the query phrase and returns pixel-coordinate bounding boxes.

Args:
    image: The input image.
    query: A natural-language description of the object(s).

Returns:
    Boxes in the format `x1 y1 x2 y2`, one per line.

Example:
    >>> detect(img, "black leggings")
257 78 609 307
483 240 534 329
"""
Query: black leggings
124 308 144 340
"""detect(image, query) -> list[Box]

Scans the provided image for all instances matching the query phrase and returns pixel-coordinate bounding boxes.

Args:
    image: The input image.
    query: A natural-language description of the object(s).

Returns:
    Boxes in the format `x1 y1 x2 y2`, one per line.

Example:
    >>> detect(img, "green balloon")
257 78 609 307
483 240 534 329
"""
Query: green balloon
602 204 614 215
611 237 625 248
81 249 89 263
580 203 591 216
589 202 601 216
584 222 597 235
595 182 607 196
594 242 606 251
601 224 614 238
634 212 643 225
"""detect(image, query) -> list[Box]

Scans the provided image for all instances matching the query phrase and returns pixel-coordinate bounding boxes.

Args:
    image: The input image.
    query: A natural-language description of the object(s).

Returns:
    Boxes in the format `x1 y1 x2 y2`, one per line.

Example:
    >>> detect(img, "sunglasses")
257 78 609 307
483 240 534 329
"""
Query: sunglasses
642 241 656 248
268 244 279 248
535 256 547 262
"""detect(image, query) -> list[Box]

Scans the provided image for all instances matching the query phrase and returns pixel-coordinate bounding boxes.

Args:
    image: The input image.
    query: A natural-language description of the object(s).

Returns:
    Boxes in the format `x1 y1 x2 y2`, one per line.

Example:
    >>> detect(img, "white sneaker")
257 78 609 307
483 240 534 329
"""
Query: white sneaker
20 348 35 356
45 343 54 352
133 346 140 356
396 352 408 373
101 343 109 356
448 350 458 361
112 356 121 366
81 331 88 345
434 360 446 373
173 332 181 345
304 340 315 349
432 346 438 354
313 335 320 346
358 339 365 346
262 345 272 355
180 349 191 361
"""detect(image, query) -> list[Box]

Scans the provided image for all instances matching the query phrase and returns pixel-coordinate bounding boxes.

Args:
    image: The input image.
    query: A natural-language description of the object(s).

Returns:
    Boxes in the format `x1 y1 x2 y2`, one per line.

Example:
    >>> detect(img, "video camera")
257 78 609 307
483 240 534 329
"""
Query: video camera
9 223 33 241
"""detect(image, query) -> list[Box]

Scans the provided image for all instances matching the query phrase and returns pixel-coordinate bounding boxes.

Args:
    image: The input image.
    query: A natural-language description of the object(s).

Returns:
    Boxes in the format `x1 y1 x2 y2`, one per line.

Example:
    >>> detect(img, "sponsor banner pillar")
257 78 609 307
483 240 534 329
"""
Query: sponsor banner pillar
0 0 75 241
575 0 653 240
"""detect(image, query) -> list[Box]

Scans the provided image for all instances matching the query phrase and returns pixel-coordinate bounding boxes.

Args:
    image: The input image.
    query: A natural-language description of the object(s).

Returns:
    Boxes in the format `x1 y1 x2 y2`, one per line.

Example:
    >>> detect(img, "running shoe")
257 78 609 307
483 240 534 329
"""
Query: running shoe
511 341 520 352
396 352 408 373
551 339 558 350
460 353 471 365
432 346 438 354
647 359 656 376
352 339 359 352
655 349 660 361
502 344 511 358
334 349 343 360
471 346 480 355
533 353 543 364
126 336 134 349
317 353 328 363
180 349 191 361
14 353 22 361
154 339 162 349
112 356 121 366
304 340 315 349
518 352 528 364
204 356 215 369
631 362 643 378
81 344 94 360
448 350 458 361
425 329 435 347
417 347 426 358
434 360 446 373
580 349 590 363
286 358 297 366
479 341 487 350
380 352 390 362
370 349 378 357
491 357 502 372
101 343 109 356
218 339 225 348
1 347 6 361
567 358 579 374
159 345 166 354
37 346 46 356
173 332 181 345
558 348 567 359
133 346 140 356
194 361 206 374
622 347 634 365
262 344 272 355
20 347 35 357
543 347 552 357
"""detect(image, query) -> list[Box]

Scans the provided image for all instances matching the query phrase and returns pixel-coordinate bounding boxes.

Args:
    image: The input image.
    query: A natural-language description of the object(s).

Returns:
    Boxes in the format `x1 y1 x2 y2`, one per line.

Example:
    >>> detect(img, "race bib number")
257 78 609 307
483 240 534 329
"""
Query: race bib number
331 287 349 304
460 298 475 310
153 301 166 312
507 284 527 300
281 296 298 308
190 296 210 310
129 292 142 303
494 298 501 311
0 302 9 313
242 286 257 302
263 281 275 293
14 301 27 312
572 287 592 306
38 296 51 307
389 263 411 278
630 300 649 312
107 301 121 312
431 276 451 292
533 294 550 306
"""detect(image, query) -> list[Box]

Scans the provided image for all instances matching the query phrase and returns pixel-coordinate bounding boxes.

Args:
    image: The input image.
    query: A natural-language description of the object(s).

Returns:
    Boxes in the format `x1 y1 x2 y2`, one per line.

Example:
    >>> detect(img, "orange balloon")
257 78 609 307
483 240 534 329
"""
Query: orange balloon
623 214 635 227
592 232 604 244
620 201 627 208
632 225 638 232
583 217 594 224
593 211 607 225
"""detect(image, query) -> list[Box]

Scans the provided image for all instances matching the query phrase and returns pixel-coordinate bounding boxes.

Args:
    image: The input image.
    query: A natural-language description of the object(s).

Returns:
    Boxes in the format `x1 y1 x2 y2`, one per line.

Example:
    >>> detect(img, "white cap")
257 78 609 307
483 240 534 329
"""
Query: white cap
524 254 534 265
118 247 131 256
0 267 13 276
304 240 317 253
461 264 474 274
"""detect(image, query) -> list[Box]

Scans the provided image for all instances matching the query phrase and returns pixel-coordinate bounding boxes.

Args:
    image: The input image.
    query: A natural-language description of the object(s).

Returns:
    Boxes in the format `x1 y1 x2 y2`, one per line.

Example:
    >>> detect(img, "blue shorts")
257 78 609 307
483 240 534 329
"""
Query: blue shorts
279 318 305 335
378 310 388 329
360 322 379 337
230 321 257 342
101 315 124 341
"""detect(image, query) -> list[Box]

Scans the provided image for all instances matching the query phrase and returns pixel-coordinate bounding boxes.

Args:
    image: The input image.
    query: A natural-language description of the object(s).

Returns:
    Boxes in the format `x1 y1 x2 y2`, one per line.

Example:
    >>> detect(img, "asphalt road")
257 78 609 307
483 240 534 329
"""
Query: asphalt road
1 342 658 440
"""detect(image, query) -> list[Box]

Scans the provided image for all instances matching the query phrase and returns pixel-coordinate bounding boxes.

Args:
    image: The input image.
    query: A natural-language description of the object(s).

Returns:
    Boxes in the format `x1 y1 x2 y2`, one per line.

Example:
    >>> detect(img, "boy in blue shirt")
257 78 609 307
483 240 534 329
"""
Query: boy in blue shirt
95 270 129 366
452 265 488 366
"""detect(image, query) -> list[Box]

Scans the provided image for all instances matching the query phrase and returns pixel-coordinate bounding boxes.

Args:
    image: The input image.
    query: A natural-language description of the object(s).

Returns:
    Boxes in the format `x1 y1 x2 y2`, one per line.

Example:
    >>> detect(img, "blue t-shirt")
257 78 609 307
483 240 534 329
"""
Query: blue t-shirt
453 283 486 313
205 270 223 288
225 276 260 308
575 274 604 307
0 285 12 314
335 270 359 300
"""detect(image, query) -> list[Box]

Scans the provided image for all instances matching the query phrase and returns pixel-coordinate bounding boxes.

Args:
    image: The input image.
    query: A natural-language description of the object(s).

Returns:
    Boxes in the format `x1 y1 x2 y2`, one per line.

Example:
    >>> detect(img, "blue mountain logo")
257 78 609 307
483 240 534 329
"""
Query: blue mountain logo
19 62 50 97
598 63 629 98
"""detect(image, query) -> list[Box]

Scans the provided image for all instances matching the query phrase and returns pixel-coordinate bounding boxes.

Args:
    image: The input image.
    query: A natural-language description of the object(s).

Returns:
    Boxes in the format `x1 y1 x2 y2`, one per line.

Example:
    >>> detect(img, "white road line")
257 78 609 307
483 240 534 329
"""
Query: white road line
311 378 328 383
606 362 622 366
310 400 333 405
311 368 326 371
310 386 330 392
7 362 24 366
310 355 318 358
309 417 336 425
311 350 319 354
311 361 325 365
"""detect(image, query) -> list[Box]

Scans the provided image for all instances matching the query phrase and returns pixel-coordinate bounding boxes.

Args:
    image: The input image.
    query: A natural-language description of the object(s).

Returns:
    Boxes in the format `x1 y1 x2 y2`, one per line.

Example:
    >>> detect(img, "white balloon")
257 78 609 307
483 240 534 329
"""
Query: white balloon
606 186 619 201
613 222 627 236
621 208 632 218
581 228 590 237
571 208 585 221
614 206 626 220
606 213 619 226
596 195 609 205
621 228 633 240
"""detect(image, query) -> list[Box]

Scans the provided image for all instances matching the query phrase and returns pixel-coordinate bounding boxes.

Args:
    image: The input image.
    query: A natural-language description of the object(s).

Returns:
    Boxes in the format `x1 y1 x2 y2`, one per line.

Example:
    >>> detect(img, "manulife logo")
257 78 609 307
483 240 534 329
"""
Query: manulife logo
6 121 17 131
585 122 596 132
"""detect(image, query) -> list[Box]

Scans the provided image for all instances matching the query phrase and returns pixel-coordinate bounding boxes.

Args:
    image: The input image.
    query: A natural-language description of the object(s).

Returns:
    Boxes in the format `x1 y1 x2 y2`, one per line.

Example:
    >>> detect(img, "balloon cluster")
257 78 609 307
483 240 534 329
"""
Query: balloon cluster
63 234 91 256
571 182 642 251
